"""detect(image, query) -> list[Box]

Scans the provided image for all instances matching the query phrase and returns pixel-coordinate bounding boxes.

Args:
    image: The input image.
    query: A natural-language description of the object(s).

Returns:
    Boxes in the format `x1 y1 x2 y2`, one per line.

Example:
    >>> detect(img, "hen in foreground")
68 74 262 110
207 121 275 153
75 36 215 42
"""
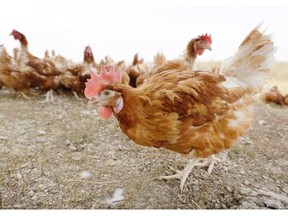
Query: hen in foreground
84 26 275 192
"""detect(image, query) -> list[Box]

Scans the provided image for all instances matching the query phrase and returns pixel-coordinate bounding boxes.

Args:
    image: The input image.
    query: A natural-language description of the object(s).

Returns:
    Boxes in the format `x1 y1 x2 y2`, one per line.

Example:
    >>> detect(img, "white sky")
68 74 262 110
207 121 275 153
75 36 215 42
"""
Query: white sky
1 0 288 63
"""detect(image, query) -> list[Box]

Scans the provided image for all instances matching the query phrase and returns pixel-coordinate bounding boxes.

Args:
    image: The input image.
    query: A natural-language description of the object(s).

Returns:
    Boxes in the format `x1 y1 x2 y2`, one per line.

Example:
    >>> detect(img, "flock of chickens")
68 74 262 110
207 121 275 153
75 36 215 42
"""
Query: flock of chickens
1 26 279 192
0 29 212 102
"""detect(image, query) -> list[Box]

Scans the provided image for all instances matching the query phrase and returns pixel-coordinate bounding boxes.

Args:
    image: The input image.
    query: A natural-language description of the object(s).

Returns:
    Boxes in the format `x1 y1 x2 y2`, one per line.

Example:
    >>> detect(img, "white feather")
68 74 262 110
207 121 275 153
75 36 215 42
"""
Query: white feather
220 25 276 94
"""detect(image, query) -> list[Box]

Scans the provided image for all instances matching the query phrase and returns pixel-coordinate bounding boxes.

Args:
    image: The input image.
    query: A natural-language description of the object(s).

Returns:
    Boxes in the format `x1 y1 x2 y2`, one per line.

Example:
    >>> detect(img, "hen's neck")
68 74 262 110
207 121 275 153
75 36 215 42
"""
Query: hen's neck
19 36 28 50
112 84 145 130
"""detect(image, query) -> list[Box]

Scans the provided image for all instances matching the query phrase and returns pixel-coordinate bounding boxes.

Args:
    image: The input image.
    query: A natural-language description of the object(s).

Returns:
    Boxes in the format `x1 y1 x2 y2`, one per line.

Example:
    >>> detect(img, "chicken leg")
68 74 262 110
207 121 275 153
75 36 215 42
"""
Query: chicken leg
158 157 201 192
19 91 35 99
44 89 55 103
196 154 223 174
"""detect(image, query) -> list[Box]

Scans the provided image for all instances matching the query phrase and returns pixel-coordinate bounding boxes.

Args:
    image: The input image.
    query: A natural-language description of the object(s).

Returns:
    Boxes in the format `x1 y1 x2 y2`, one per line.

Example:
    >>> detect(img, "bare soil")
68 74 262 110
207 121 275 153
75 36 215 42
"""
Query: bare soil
0 88 287 209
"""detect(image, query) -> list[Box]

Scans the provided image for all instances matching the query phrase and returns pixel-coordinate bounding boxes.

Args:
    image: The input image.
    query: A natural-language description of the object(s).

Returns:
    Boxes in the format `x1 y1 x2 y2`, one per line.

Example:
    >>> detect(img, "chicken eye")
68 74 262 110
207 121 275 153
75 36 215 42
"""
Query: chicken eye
103 90 111 96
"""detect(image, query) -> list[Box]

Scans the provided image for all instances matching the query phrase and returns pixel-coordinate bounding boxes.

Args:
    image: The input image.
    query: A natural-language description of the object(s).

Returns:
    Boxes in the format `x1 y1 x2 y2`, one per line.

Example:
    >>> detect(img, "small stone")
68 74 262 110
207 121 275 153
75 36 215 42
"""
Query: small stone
244 180 250 185
239 187 250 195
0 135 8 140
14 204 25 209
250 191 258 196
16 171 22 180
80 171 91 179
106 188 124 204
226 186 233 193
64 139 71 145
258 120 265 125
27 190 34 197
38 184 45 190
38 130 46 135
233 190 240 200
239 168 246 175
238 200 259 209
68 144 77 151
263 199 283 209
31 195 38 200
106 159 118 166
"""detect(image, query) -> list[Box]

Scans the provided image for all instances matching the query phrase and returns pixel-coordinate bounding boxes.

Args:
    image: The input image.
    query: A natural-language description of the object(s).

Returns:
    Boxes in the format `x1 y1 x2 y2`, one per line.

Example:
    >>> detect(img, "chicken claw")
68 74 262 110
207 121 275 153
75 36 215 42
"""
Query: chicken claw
19 91 34 99
159 158 201 192
196 155 223 174
42 89 55 103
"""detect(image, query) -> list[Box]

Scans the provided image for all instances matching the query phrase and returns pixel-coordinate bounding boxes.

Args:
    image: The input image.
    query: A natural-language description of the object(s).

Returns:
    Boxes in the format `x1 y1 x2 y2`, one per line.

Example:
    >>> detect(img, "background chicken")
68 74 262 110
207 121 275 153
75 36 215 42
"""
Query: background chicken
85 25 275 192
284 94 288 105
0 44 33 98
10 29 33 71
261 86 285 106
124 53 150 88
184 33 212 69
100 55 130 85
10 29 65 101
136 34 212 87
59 45 99 97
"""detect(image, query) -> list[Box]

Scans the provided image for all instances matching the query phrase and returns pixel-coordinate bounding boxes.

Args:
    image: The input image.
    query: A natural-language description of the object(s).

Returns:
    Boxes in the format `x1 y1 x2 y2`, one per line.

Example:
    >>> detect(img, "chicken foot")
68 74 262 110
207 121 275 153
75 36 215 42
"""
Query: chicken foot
196 154 223 174
19 91 35 99
44 89 55 103
158 157 201 192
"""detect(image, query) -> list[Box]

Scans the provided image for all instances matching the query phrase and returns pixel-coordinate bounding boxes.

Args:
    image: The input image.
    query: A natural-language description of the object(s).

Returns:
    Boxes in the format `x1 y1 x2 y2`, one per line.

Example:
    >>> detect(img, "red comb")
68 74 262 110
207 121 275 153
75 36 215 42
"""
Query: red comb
84 65 122 99
198 33 212 45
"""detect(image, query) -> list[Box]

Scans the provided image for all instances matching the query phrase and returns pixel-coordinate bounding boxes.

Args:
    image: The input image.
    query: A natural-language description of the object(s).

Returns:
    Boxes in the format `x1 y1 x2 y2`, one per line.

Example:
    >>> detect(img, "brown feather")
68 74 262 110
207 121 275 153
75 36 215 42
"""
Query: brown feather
111 61 252 158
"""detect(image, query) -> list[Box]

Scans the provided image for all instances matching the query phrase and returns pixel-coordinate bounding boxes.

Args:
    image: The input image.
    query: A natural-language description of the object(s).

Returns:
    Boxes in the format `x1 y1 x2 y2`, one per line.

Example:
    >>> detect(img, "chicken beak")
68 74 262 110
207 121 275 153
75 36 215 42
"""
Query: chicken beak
206 45 212 51
113 97 124 113
87 97 100 108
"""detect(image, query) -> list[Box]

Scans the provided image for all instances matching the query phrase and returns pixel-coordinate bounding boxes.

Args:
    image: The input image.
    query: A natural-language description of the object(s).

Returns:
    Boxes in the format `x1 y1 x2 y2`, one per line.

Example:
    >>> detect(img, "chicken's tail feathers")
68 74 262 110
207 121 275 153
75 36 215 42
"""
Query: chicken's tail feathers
220 25 276 94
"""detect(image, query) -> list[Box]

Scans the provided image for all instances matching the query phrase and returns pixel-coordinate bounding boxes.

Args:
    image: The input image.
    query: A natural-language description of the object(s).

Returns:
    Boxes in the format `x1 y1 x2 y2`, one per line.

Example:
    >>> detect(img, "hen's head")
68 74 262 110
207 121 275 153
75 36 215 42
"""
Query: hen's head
10 29 28 47
10 29 22 40
83 45 95 63
84 65 123 119
187 33 212 56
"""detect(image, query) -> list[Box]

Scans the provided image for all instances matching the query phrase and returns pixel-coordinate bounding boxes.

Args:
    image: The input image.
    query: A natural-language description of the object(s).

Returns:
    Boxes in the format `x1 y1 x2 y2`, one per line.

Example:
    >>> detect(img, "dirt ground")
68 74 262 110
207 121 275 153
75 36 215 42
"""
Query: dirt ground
0 88 287 209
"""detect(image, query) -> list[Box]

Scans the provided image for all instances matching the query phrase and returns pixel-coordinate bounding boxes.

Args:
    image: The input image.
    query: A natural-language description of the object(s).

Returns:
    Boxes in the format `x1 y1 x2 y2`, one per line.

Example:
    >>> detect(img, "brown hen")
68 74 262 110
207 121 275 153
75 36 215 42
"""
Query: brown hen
84 25 275 192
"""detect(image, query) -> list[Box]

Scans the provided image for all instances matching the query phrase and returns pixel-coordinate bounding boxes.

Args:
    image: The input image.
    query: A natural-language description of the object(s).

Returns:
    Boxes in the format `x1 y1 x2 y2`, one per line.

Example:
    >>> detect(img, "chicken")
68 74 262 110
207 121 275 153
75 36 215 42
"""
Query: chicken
136 34 212 87
84 25 275 192
0 63 37 98
261 86 285 106
10 29 32 71
153 52 167 67
100 55 130 85
11 29 61 75
59 46 99 97
284 94 288 105
10 29 64 102
50 50 75 73
184 33 212 69
124 53 150 88
135 52 167 87
10 29 28 49
67 45 100 82
0 45 33 97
